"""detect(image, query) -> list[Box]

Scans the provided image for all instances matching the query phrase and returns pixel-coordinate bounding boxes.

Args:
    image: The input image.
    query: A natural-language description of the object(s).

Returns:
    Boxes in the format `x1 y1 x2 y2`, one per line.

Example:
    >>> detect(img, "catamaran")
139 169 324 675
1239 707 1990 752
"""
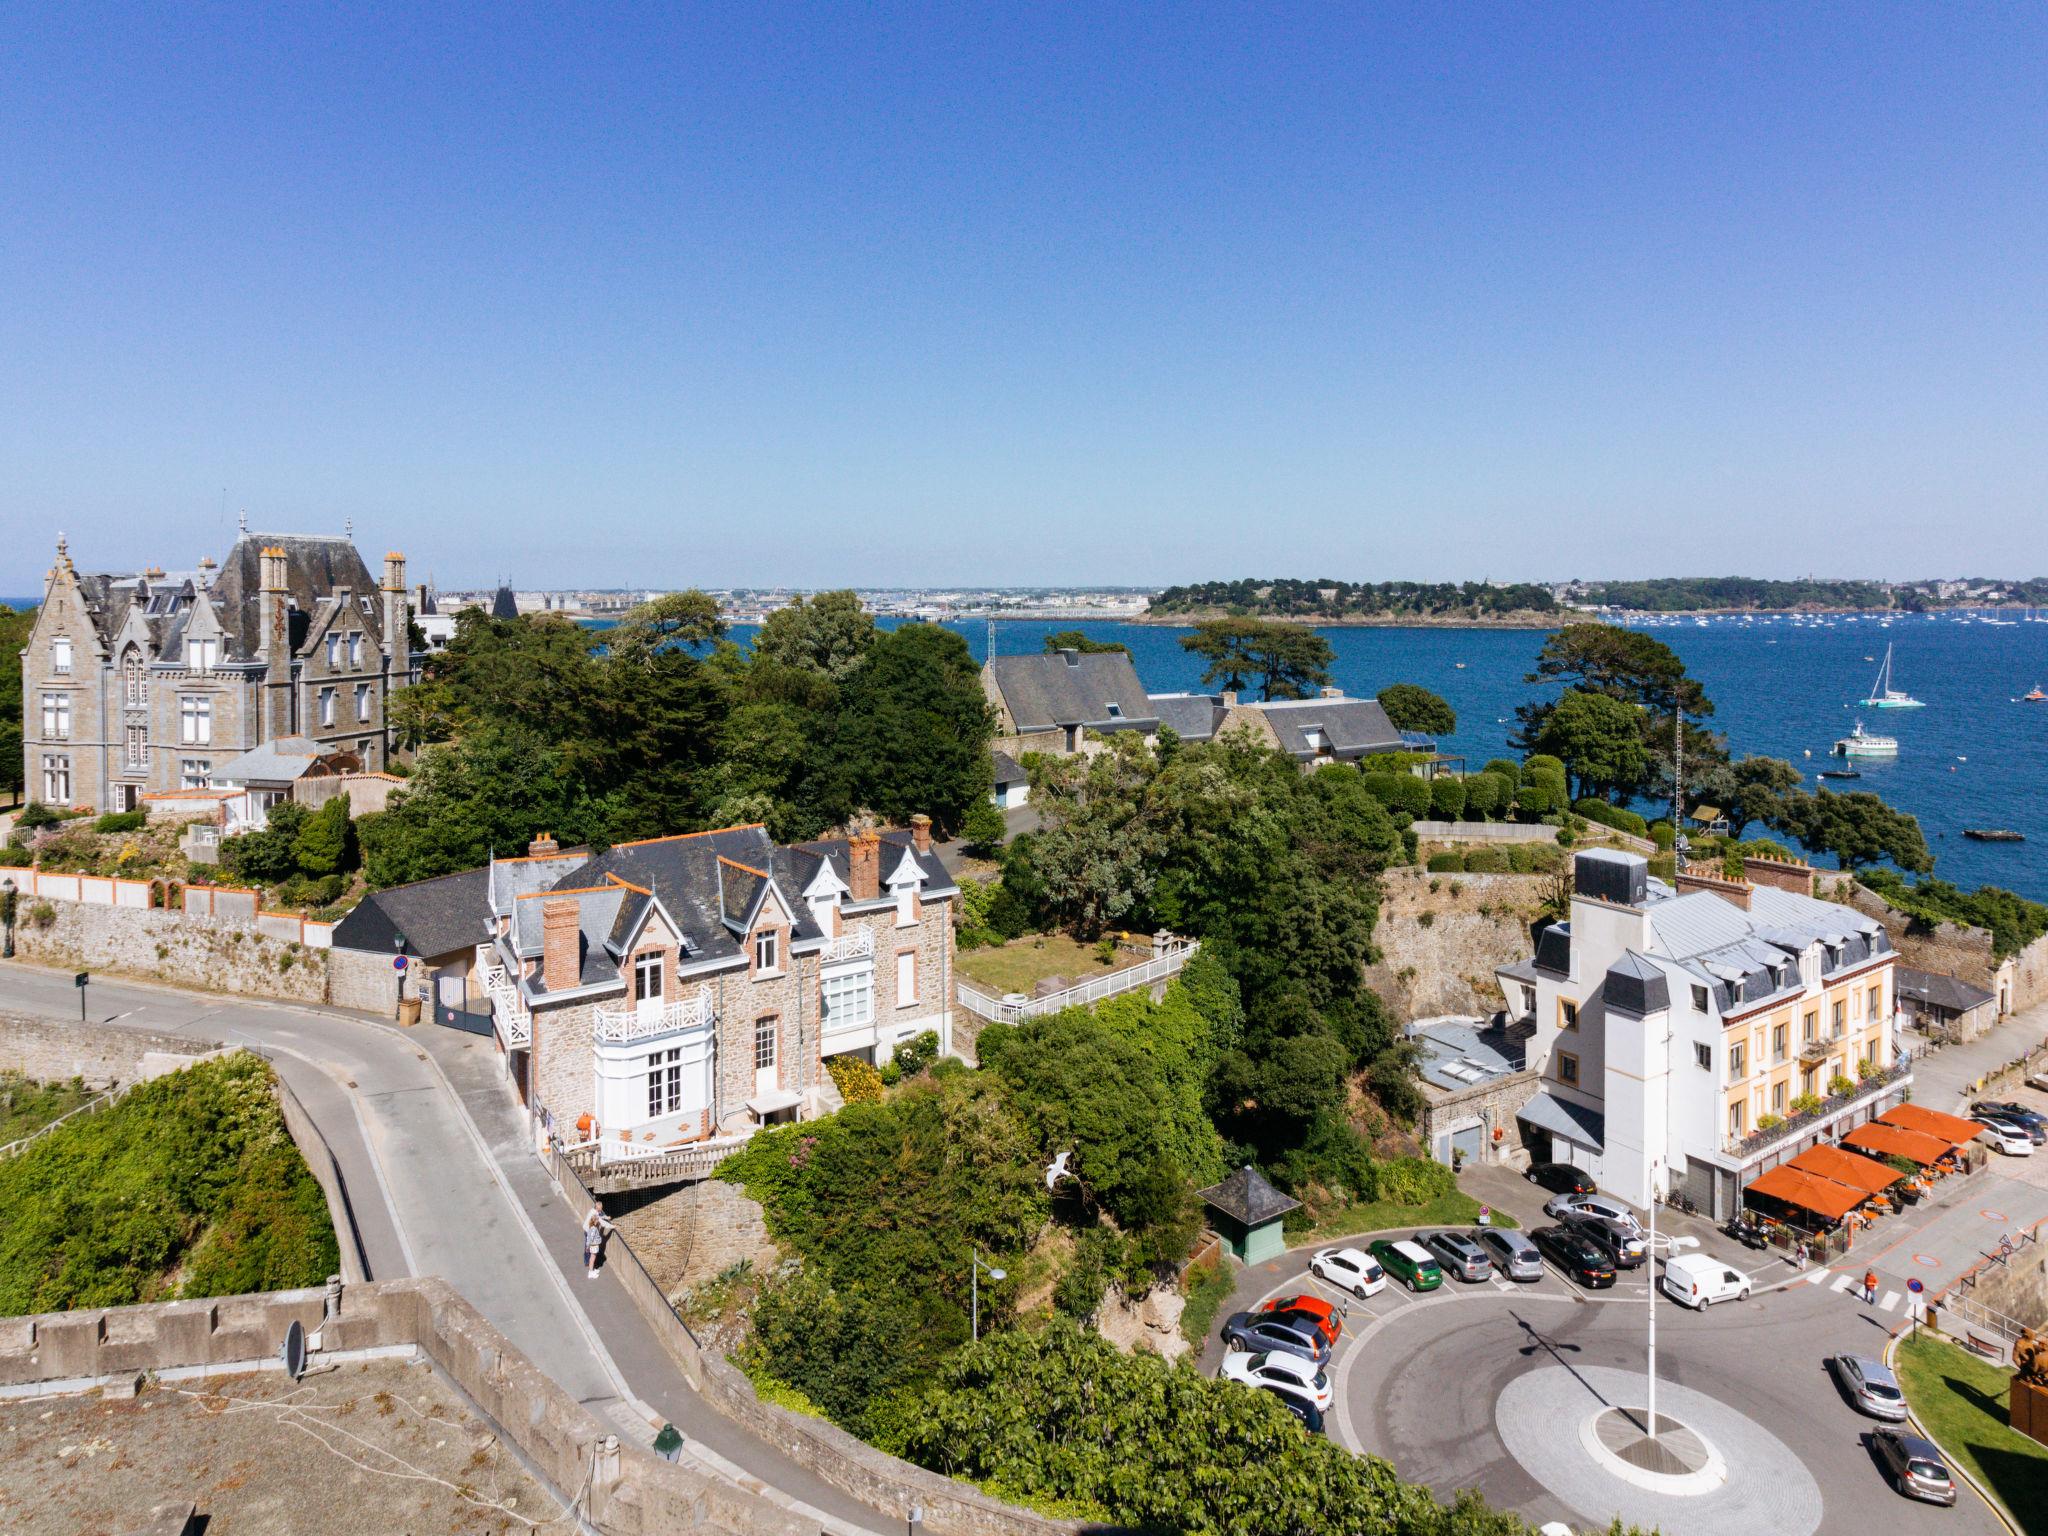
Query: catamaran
1860 644 1924 708
1833 720 1899 758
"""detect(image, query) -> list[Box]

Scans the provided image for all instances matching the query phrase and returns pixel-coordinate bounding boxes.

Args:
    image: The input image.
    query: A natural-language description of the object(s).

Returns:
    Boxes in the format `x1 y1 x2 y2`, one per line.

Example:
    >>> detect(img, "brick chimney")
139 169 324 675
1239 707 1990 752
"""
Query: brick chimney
1221 691 1238 708
1742 856 1815 899
1675 863 1753 912
541 898 581 990
528 831 559 858
910 814 932 855
848 831 880 901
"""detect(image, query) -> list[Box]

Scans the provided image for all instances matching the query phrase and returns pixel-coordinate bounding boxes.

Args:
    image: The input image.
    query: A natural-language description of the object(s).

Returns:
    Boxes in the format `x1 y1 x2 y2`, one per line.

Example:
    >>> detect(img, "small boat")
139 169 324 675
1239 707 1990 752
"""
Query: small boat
1833 720 1899 758
1818 769 1861 780
2023 685 2047 703
1860 643 1925 709
1963 828 2025 843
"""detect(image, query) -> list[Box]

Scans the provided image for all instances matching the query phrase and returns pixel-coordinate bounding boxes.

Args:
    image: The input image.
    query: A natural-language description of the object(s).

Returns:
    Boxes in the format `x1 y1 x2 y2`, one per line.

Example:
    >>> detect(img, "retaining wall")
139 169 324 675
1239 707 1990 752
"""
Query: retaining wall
1833 880 2048 1018
611 1178 780 1299
0 1011 221 1089
13 898 330 1003
1365 867 1545 1020
0 1277 815 1536
1409 821 1560 843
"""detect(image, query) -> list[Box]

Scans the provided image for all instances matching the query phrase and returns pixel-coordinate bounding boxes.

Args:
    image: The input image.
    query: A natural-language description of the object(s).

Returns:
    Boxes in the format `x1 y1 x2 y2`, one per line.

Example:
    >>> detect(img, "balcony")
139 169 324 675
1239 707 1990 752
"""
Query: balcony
483 966 530 1049
1798 1039 1830 1064
1721 1057 1913 1160
822 929 875 963
594 990 713 1044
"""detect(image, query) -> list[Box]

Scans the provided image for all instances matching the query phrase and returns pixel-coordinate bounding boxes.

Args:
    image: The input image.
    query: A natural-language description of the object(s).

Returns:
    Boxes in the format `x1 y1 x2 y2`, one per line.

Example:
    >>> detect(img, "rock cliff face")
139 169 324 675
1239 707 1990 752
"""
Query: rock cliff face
1094 1283 1188 1362
1363 867 1547 1020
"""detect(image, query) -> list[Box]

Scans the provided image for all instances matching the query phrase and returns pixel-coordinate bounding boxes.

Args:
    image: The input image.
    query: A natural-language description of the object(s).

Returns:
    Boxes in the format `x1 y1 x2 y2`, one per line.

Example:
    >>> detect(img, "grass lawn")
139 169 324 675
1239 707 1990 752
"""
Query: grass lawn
1896 1330 2048 1528
955 933 1129 996
0 1072 99 1146
1293 1190 1519 1246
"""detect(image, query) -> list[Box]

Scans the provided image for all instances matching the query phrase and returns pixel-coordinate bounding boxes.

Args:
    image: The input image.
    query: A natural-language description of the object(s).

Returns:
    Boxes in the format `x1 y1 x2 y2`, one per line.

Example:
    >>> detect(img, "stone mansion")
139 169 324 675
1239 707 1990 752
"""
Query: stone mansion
20 530 413 812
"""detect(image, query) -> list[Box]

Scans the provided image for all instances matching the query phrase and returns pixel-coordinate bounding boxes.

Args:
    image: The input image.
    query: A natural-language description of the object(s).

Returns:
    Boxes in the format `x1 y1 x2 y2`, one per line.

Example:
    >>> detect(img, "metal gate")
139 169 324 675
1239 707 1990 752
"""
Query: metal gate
432 967 493 1037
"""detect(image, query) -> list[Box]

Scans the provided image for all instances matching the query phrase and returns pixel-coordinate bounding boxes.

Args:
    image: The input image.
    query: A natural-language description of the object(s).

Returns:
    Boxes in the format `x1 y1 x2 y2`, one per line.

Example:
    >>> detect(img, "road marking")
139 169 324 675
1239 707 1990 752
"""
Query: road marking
1879 1290 1901 1312
1831 1272 1857 1293
1801 1267 1827 1285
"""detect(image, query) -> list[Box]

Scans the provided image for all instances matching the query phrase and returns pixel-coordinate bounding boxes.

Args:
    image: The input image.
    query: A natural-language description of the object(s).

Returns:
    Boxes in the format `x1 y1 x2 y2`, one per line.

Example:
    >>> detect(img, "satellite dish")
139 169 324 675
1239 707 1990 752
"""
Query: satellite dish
281 1318 306 1380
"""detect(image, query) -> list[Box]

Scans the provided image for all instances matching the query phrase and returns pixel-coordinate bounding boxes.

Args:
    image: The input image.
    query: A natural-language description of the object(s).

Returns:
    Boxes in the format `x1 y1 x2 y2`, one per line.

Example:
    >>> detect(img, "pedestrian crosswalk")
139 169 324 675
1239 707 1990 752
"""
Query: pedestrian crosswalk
1830 1271 1856 1293
1879 1290 1901 1313
1802 1267 1827 1285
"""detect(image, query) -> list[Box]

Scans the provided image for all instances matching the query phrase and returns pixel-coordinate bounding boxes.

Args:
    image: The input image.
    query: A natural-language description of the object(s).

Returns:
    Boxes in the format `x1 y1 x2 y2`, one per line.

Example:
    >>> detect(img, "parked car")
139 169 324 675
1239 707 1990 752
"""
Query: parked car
1255 1293 1343 1345
1974 1106 2046 1145
1562 1211 1648 1268
1420 1229 1494 1283
1831 1354 1908 1421
1979 1119 2036 1157
1542 1191 1644 1235
1526 1161 1595 1196
1661 1252 1751 1309
2026 1071 2048 1095
1367 1238 1445 1292
1973 1099 2047 1133
1220 1350 1335 1412
1221 1312 1331 1366
1477 1227 1545 1282
1529 1225 1616 1288
1309 1246 1386 1299
1872 1427 1958 1505
1266 1385 1326 1435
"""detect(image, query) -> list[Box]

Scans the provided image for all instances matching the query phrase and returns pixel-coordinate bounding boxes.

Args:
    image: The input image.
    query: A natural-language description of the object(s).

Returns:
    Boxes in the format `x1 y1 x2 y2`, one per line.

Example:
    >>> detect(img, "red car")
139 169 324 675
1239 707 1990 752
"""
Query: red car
1255 1294 1343 1345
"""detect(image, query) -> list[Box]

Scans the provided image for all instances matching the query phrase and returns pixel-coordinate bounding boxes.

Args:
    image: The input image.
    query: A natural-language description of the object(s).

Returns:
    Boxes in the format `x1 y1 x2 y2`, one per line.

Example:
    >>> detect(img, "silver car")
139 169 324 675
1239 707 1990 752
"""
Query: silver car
1420 1229 1493 1283
1476 1227 1544 1282
1832 1353 1907 1421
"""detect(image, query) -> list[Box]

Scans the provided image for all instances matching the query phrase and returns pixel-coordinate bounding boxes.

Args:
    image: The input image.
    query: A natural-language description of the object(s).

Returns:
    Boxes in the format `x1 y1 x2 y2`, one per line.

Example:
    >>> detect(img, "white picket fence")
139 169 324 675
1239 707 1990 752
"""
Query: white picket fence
956 940 1199 1025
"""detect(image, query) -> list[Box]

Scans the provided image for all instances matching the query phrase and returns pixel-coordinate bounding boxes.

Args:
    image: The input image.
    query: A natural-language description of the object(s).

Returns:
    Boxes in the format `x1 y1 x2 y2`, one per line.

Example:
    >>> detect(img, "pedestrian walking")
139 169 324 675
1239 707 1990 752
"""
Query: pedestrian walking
1863 1267 1878 1305
584 1202 614 1279
1794 1241 1808 1271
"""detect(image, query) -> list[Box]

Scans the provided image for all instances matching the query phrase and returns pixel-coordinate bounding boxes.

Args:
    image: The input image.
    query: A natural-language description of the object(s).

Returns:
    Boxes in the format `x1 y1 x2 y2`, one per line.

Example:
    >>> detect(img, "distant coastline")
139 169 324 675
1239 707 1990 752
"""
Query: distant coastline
1126 607 1563 630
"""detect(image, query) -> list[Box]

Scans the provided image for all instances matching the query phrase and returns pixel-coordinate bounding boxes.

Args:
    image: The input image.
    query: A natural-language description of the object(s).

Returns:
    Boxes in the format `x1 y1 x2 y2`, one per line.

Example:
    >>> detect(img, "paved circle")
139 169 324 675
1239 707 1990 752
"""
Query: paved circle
1496 1365 1823 1536
1980 1208 2007 1221
1913 1252 1943 1267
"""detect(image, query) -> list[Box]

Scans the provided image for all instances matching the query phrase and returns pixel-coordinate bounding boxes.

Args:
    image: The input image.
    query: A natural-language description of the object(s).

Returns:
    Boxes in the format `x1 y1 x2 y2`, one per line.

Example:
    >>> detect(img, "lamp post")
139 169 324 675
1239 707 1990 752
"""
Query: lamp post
1643 1168 1700 1441
970 1250 1006 1343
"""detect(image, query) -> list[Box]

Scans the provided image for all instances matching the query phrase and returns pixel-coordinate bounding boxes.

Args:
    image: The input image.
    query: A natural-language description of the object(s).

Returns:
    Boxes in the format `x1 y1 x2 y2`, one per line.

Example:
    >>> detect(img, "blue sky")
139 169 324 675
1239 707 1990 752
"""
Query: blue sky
4 7 2045 591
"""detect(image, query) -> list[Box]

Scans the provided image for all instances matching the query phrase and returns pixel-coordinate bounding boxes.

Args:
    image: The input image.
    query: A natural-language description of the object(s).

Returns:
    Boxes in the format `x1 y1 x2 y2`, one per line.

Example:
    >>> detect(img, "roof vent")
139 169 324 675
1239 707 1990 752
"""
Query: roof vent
1060 648 1079 666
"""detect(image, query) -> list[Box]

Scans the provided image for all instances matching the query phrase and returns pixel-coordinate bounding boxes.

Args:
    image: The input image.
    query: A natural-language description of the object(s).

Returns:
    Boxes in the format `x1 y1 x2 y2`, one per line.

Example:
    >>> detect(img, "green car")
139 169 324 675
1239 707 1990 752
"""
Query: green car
1367 1238 1444 1292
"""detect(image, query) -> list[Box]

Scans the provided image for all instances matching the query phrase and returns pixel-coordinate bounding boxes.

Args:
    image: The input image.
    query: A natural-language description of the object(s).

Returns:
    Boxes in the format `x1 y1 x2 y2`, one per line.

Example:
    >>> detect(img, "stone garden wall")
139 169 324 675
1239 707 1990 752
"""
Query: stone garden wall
0 1010 221 1089
1365 867 1546 1020
13 898 329 1003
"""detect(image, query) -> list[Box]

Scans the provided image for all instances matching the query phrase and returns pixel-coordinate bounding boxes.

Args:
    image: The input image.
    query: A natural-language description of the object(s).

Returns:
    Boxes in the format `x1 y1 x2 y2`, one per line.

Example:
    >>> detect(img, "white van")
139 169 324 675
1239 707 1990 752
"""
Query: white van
1662 1253 1751 1309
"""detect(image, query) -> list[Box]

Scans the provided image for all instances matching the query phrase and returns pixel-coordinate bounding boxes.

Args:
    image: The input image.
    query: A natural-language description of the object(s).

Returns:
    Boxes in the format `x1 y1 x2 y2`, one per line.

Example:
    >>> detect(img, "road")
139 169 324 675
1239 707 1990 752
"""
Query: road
0 960 889 1534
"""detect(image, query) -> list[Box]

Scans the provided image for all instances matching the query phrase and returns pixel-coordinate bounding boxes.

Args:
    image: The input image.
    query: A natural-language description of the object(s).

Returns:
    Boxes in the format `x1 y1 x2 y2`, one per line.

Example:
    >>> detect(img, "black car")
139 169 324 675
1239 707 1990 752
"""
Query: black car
1264 1384 1325 1434
1973 1106 2047 1145
1561 1211 1648 1268
1526 1161 1596 1196
1872 1427 1958 1505
1974 1099 2047 1131
1221 1312 1331 1367
1529 1224 1617 1288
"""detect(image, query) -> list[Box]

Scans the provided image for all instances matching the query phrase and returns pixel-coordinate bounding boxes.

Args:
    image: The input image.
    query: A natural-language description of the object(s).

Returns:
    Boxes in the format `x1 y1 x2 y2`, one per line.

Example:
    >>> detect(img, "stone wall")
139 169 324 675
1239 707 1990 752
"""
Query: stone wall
0 1011 222 1088
1419 1067 1541 1168
327 943 405 1014
1410 821 1560 843
611 1178 780 1298
0 1276 815 1536
1829 879 2048 1017
1365 867 1546 1020
13 898 328 1003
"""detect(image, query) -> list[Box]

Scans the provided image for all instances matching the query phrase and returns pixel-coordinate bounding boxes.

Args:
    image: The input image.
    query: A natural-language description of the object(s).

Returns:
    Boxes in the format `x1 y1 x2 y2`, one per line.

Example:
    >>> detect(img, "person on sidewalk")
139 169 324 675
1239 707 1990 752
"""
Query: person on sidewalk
1863 1268 1879 1305
583 1202 615 1279
1793 1241 1808 1271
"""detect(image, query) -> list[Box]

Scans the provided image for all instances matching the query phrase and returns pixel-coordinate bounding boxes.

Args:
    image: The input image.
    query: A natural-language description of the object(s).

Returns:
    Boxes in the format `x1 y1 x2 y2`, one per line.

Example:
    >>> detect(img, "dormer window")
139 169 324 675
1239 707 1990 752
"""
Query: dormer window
1106 702 1122 718
189 638 217 672
633 953 664 1002
52 637 72 675
754 929 780 974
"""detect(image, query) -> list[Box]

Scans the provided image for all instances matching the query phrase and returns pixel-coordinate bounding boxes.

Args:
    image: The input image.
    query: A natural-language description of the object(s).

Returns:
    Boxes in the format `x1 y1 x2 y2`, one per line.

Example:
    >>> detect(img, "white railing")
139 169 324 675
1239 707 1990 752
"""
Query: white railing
956 940 1199 1025
484 966 531 1049
0 1081 134 1160
822 929 875 963
594 990 714 1044
559 1131 749 1182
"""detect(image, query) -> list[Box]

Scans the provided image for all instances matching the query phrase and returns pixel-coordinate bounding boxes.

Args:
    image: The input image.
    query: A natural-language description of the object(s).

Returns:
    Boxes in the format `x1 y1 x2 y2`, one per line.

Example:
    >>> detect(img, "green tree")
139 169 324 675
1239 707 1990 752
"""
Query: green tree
291 794 357 877
1785 789 1932 873
1179 618 1332 701
1516 753 1569 816
0 605 34 800
608 589 726 663
1516 623 1715 803
753 590 876 680
1534 689 1650 801
1428 775 1467 820
1376 683 1456 736
1041 629 1129 655
824 624 994 833
220 801 311 885
960 799 1007 855
1720 755 1804 839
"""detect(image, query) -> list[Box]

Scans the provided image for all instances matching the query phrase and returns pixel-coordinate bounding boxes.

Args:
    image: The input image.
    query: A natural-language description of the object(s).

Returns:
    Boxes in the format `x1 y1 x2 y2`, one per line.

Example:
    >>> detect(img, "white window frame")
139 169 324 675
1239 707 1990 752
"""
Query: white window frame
189 638 217 673
896 949 919 1008
319 687 336 727
326 633 340 667
349 632 364 667
821 963 875 1033
355 682 372 721
754 1016 777 1071
647 1046 682 1118
124 723 146 768
123 651 147 703
41 693 70 740
180 758 211 789
634 952 664 1003
52 636 72 675
754 929 780 975
180 695 212 745
42 754 71 803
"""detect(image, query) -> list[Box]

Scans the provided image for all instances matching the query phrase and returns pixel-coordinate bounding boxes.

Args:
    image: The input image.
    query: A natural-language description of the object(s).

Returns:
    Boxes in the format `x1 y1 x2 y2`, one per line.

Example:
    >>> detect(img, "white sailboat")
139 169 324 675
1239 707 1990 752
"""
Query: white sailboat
1859 643 1925 709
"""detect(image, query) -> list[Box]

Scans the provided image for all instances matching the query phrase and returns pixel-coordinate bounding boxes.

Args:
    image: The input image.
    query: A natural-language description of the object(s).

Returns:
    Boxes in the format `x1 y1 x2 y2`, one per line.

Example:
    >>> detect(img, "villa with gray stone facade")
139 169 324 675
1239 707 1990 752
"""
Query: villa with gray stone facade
19 529 413 813
481 819 956 1164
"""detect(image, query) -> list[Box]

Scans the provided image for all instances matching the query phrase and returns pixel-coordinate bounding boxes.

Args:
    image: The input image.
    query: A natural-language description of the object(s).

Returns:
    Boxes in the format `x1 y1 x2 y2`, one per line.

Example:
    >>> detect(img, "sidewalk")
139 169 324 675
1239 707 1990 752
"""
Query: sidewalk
1908 1001 2048 1110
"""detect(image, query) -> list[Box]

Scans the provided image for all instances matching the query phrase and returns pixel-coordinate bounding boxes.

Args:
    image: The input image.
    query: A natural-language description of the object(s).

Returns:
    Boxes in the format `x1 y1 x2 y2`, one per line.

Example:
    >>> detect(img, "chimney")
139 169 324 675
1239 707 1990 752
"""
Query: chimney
1319 685 1344 699
848 831 880 902
1675 863 1753 912
528 831 559 858
1221 691 1238 708
541 898 581 991
259 546 293 736
910 814 932 855
1742 856 1815 899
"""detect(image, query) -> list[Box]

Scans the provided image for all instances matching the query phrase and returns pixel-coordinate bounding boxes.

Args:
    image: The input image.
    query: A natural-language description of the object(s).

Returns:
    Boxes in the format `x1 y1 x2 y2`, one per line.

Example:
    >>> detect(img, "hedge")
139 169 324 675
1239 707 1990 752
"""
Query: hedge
1428 776 1466 820
1426 852 1465 873
1574 798 1649 837
1360 772 1432 819
1462 847 1509 873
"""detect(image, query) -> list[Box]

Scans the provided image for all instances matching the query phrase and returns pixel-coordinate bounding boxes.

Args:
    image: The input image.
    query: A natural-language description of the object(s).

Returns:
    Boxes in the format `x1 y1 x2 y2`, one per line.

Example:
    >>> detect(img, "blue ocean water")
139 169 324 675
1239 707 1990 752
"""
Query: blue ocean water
864 611 2048 898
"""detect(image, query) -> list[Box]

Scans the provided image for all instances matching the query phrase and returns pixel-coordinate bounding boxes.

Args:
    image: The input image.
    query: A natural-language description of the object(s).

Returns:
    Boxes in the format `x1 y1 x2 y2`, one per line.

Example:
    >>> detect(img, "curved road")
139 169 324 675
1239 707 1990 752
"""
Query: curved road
0 960 889 1535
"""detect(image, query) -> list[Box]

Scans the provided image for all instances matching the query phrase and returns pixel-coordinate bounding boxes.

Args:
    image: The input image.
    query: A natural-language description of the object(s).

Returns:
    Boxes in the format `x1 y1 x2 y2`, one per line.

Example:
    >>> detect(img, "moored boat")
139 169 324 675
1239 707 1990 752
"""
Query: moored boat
1832 721 1898 758
1860 644 1925 709
1963 828 2025 843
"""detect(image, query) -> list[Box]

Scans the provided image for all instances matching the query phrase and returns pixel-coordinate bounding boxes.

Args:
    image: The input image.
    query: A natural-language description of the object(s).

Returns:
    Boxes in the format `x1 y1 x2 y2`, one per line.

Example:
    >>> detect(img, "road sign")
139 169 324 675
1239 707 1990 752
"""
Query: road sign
74 971 88 1021
73 972 89 987
392 955 408 971
1907 1278 1924 1294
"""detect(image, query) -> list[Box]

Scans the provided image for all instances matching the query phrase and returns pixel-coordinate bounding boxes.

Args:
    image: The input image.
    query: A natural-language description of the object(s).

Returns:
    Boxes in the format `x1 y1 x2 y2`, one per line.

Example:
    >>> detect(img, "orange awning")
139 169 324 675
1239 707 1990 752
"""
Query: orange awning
1745 1165 1868 1220
1844 1121 1951 1165
1880 1103 1986 1146
1788 1144 1903 1194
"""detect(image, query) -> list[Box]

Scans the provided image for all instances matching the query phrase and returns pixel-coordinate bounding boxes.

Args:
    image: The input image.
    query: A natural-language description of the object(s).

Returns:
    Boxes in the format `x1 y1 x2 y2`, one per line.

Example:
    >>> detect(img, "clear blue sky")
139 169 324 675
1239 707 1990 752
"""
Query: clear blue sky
5 6 2044 592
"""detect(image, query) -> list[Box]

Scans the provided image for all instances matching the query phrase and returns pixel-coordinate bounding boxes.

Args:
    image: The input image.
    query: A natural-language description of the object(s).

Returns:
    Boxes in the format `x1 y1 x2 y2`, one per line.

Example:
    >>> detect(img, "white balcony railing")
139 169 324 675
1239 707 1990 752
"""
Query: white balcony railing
594 990 714 1044
822 929 875 963
484 966 531 1049
957 939 1199 1025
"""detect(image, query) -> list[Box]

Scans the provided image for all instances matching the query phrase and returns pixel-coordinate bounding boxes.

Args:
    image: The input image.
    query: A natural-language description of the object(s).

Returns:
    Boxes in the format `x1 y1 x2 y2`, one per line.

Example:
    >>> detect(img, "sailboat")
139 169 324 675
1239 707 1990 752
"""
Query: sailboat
1859 644 1925 709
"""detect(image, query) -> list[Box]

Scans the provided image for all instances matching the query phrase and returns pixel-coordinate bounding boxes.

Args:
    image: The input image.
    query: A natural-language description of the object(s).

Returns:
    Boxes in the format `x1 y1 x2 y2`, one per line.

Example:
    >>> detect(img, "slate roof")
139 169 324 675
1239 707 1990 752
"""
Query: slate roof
1895 966 1995 1016
1518 1091 1606 1151
211 736 324 785
991 750 1029 788
1249 695 1405 761
1147 692 1227 743
987 651 1157 734
332 867 492 960
1602 950 1672 1017
208 533 385 659
1409 1017 1527 1094
1198 1166 1300 1227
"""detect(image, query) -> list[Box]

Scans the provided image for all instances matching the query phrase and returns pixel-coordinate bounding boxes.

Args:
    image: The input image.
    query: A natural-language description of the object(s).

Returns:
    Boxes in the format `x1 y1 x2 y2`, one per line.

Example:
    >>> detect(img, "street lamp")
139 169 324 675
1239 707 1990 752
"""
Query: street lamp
970 1250 1006 1342
1643 1163 1700 1442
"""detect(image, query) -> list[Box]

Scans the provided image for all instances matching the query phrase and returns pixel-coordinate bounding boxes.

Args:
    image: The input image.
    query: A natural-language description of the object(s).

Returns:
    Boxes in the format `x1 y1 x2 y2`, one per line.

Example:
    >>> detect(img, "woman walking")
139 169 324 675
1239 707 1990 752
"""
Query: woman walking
583 1201 614 1279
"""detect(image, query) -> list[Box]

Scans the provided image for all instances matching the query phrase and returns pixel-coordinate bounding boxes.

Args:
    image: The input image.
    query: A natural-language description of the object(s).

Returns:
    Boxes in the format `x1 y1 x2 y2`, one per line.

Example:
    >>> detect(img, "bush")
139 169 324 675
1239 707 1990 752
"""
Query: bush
1790 1092 1823 1117
891 1030 941 1078
93 810 147 834
1428 776 1466 821
1426 851 1465 873
825 1053 886 1104
14 802 69 832
1461 771 1511 821
1373 1156 1457 1207
1756 1112 1784 1132
1827 1074 1857 1097
1482 757 1523 790
1649 820 1676 851
1462 846 1508 874
1528 842 1564 872
292 795 358 878
1505 843 1536 873
1648 854 1676 880
0 847 28 868
1399 828 1418 865
1359 772 1431 819
960 800 1007 856
1574 798 1650 837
